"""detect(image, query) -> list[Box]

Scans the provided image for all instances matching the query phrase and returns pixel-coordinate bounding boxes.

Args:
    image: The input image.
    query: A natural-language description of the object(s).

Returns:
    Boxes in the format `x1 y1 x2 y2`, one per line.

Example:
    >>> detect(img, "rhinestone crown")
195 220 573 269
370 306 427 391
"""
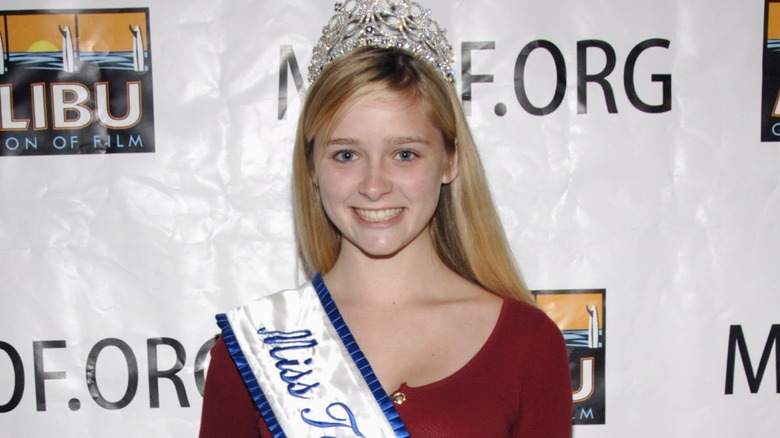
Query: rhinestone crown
308 0 455 84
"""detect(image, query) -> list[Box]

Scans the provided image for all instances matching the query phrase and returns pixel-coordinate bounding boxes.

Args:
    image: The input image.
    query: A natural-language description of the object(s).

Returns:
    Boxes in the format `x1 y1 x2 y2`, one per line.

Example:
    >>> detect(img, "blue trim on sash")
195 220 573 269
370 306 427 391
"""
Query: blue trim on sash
312 273 411 438
216 313 287 438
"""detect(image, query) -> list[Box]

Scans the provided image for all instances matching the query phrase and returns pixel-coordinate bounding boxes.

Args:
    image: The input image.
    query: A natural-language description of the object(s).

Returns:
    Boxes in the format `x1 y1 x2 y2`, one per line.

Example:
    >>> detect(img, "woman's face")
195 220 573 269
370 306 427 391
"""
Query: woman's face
313 92 458 259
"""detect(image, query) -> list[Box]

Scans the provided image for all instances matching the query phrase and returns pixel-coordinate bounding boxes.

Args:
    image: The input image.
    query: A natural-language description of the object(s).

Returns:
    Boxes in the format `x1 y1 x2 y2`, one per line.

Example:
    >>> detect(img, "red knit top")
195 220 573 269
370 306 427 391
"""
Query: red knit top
199 298 572 437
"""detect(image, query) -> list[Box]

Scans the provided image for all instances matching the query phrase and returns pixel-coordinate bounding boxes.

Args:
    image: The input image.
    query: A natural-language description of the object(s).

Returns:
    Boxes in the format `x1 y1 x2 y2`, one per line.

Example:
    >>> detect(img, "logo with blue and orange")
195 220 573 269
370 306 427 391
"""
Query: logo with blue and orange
0 8 154 156
762 1 780 141
535 289 606 425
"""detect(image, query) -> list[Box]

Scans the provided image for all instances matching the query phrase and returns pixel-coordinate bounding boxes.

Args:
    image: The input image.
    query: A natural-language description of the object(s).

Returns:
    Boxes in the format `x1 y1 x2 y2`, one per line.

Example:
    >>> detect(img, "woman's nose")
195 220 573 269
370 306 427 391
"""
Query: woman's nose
357 159 392 200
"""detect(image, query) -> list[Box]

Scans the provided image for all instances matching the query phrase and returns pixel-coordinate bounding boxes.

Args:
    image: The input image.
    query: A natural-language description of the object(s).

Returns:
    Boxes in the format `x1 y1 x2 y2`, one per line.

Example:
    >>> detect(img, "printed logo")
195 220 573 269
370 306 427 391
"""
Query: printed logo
0 9 154 156
762 1 780 141
724 324 780 394
0 336 216 413
535 289 606 425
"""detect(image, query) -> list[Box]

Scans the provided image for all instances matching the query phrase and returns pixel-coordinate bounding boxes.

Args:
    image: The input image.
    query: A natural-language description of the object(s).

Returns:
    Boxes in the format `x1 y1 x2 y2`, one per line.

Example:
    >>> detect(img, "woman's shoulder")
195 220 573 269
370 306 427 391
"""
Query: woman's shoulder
501 297 559 327
493 297 567 354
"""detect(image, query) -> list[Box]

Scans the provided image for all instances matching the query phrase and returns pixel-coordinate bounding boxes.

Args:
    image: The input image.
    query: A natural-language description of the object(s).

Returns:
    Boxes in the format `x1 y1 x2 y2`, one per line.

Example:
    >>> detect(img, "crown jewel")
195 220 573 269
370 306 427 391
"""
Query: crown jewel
308 0 455 84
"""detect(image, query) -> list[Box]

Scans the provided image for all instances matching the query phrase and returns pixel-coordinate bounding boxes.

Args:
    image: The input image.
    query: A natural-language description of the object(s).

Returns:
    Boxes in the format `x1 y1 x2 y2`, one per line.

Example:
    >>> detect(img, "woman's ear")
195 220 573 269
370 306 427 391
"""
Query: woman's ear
442 146 459 185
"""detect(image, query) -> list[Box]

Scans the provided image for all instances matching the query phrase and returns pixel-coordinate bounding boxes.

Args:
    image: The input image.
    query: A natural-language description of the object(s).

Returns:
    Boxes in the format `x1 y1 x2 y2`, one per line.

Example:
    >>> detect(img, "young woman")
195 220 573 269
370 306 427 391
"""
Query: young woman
200 2 572 437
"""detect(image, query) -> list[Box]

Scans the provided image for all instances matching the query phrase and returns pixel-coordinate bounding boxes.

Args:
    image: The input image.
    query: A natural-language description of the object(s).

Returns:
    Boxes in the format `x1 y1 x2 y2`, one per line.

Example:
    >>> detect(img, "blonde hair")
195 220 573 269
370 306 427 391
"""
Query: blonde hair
292 47 533 303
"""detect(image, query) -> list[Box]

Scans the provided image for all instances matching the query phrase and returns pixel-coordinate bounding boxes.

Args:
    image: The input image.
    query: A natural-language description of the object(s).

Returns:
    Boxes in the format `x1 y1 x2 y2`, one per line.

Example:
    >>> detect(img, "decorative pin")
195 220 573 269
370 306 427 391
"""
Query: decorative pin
390 391 407 405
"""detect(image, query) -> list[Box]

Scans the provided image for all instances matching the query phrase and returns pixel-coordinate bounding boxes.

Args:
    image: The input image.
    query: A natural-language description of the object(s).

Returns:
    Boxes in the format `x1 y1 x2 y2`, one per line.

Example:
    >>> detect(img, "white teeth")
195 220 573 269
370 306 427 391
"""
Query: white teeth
355 208 402 222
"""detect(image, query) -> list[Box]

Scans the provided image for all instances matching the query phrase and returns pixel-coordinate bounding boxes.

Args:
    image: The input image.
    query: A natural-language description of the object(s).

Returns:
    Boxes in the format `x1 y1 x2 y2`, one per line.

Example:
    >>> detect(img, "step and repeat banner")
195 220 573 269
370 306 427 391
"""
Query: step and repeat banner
1 0 778 436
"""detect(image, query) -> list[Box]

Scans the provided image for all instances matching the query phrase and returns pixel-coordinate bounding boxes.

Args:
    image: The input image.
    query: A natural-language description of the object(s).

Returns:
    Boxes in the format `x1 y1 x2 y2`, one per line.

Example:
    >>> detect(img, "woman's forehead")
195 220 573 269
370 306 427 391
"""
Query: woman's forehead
319 88 429 137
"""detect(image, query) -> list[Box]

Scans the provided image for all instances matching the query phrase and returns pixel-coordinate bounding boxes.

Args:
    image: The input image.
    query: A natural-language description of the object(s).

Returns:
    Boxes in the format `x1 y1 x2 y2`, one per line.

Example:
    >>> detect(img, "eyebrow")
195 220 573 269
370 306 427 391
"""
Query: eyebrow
325 137 358 146
325 136 431 147
388 136 431 146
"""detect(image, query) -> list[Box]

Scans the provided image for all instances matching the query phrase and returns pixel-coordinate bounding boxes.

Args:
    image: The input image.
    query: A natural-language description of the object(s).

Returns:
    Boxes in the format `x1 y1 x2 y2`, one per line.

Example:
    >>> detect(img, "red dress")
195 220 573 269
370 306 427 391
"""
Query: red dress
199 298 572 437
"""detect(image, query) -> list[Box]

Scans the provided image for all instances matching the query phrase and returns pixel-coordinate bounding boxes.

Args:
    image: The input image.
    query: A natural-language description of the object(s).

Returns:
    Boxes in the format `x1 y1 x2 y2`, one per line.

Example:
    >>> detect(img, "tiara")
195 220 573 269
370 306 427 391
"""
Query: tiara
308 0 455 84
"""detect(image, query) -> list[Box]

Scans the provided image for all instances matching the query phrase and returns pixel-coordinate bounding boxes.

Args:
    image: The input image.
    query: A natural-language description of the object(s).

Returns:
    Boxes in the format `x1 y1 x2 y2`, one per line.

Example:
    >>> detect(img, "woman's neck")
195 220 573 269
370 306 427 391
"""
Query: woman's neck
323 234 459 306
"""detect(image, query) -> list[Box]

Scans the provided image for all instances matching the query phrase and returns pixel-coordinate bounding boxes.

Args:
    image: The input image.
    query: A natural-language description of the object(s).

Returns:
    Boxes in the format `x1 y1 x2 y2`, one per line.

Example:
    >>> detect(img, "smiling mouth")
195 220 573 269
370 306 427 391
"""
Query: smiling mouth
354 208 403 222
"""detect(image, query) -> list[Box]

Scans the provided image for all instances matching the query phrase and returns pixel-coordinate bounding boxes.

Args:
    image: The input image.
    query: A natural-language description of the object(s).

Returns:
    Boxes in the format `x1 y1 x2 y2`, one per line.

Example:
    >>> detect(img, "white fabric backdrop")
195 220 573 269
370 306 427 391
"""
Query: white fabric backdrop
1 0 778 436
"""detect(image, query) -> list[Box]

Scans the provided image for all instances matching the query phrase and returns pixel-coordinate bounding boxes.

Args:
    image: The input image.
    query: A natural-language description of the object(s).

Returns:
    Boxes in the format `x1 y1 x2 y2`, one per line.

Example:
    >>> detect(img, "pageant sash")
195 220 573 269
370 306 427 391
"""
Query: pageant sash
216 273 409 438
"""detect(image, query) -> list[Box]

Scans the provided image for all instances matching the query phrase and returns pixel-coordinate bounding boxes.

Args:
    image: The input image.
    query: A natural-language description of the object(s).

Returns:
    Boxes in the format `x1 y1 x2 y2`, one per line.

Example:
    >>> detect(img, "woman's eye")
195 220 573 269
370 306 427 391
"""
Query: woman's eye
396 150 417 161
334 150 356 161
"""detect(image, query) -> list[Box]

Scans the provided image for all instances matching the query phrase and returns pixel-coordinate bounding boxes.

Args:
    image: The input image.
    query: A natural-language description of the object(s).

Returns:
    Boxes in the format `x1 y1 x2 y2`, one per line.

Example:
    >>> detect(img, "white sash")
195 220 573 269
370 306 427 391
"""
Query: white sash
216 273 409 438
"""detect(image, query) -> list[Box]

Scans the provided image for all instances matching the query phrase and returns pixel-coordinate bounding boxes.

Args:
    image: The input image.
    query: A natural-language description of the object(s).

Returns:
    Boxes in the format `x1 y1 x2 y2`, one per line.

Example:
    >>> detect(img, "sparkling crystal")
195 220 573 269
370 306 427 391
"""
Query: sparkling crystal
309 0 455 84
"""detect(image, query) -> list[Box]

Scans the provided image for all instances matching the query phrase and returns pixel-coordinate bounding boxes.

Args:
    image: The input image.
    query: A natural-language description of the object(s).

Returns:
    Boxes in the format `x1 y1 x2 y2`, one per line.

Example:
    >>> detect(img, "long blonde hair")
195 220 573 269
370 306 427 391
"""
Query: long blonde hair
292 47 533 303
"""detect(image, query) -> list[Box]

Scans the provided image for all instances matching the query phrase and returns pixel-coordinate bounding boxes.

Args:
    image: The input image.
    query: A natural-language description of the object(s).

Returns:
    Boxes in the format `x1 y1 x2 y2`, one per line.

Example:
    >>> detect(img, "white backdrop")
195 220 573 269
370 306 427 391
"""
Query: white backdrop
1 0 779 436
